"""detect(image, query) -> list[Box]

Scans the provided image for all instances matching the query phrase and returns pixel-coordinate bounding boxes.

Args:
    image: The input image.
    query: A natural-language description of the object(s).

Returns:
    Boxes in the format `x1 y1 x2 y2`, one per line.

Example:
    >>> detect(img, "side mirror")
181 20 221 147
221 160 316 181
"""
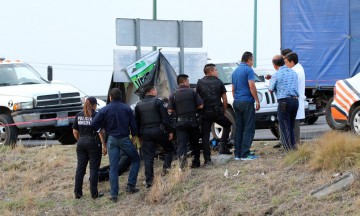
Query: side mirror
47 66 53 81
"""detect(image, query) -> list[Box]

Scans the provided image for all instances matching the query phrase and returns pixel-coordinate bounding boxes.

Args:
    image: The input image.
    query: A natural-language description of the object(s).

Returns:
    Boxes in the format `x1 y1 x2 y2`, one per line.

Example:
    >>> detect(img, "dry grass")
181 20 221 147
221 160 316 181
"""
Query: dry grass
1 131 360 215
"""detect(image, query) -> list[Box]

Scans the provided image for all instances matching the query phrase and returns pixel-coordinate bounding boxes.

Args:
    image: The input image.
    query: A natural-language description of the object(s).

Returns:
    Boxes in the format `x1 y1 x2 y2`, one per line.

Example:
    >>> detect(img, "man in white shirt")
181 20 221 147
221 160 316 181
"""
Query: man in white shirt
282 50 305 144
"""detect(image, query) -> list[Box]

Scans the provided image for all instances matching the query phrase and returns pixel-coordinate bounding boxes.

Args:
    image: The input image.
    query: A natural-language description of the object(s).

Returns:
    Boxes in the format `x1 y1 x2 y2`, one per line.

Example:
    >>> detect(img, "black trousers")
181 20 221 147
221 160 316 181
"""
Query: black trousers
74 138 102 198
141 127 175 185
201 112 231 162
176 124 201 169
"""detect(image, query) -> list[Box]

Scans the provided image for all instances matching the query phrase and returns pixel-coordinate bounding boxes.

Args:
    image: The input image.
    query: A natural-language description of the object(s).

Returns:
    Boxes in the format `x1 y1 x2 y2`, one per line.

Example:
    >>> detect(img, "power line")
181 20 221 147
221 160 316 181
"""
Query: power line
28 62 113 67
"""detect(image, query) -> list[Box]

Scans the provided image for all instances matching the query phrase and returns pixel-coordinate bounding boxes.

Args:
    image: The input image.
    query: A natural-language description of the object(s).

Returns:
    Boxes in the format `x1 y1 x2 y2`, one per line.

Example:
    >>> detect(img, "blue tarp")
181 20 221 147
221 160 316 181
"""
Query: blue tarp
281 0 360 87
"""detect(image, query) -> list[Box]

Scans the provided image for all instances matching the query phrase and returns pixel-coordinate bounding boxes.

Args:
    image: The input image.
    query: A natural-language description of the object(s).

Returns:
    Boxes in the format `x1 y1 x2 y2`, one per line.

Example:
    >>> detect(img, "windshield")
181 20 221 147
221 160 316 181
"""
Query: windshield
0 63 47 86
216 63 261 84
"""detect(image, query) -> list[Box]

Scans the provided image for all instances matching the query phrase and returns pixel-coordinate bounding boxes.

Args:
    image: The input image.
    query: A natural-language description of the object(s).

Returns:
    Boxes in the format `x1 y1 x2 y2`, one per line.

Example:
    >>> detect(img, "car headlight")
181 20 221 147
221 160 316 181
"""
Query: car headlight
13 101 34 111
257 92 263 104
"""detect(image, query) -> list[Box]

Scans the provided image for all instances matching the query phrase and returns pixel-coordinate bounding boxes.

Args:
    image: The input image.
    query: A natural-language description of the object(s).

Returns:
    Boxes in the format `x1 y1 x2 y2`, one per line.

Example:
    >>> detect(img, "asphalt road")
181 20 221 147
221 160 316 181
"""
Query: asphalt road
254 116 330 141
17 116 331 147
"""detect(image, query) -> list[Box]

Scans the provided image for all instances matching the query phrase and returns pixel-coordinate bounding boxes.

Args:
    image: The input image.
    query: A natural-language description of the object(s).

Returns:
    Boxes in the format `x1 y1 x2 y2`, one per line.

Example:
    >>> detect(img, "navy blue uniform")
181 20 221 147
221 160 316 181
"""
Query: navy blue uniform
168 86 203 168
72 110 102 199
135 95 175 187
197 76 232 162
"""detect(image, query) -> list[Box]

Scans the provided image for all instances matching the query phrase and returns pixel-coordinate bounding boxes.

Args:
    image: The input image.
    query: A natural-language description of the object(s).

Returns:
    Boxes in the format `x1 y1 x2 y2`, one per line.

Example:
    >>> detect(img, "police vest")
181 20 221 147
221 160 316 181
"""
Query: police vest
137 97 162 128
197 77 223 110
174 88 197 118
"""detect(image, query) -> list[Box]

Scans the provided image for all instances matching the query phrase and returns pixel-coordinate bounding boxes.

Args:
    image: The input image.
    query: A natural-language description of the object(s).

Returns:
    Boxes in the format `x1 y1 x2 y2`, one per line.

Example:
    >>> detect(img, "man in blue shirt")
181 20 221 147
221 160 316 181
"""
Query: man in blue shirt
92 88 140 203
269 55 299 151
232 51 260 161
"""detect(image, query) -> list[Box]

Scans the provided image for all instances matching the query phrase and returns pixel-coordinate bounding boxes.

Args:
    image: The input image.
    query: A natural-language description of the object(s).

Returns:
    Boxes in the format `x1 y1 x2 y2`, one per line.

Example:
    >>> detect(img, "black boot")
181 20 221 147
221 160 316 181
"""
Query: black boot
219 142 232 155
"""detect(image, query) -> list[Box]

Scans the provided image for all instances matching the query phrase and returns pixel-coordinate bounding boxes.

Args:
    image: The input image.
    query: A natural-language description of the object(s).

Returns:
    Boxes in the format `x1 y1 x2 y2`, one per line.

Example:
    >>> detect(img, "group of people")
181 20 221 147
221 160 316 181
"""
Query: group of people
268 49 305 151
71 49 305 203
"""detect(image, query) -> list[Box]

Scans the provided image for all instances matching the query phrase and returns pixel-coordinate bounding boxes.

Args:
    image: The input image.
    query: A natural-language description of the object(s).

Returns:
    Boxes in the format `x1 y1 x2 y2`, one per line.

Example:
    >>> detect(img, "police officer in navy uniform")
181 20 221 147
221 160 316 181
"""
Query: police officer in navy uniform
73 96 104 199
168 74 204 169
135 85 175 188
197 63 232 166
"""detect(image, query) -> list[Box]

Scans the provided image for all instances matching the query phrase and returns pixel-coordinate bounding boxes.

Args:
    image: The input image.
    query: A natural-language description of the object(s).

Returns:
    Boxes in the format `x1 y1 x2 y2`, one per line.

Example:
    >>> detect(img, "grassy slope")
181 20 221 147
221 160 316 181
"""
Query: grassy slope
1 131 360 216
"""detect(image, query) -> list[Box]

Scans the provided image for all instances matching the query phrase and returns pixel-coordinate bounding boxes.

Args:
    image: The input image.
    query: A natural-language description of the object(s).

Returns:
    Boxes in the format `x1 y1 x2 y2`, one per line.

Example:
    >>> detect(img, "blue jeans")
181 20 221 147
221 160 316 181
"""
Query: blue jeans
233 101 255 158
277 98 299 151
107 136 140 198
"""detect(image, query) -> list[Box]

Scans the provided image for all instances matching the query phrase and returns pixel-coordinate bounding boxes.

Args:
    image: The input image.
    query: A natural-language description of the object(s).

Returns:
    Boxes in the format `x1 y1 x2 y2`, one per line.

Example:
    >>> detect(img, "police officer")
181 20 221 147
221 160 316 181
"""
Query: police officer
135 85 175 188
168 74 204 169
197 63 232 166
72 97 104 199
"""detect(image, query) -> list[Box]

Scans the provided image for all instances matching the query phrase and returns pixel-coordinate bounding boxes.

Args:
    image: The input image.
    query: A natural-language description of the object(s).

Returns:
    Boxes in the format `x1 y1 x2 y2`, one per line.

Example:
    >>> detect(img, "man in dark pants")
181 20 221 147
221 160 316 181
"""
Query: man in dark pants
168 74 203 169
92 88 140 203
269 55 299 151
135 85 175 188
197 64 232 166
232 52 260 161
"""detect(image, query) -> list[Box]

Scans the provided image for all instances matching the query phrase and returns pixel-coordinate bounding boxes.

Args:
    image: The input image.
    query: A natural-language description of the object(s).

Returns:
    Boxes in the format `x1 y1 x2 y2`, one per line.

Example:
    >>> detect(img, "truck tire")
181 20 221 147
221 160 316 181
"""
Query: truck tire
0 114 18 145
270 123 280 139
305 116 318 125
350 106 360 135
211 108 235 140
57 127 77 145
325 97 349 130
30 132 43 140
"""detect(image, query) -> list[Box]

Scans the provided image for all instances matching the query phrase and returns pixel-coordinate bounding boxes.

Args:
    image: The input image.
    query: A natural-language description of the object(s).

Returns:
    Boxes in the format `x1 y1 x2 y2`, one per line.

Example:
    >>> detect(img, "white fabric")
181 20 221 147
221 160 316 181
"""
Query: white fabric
292 63 306 119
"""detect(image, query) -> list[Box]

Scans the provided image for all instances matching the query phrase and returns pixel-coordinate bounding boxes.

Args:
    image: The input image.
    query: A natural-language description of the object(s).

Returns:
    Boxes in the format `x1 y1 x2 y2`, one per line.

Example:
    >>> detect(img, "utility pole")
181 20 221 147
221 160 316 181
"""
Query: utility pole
253 0 257 67
153 0 157 51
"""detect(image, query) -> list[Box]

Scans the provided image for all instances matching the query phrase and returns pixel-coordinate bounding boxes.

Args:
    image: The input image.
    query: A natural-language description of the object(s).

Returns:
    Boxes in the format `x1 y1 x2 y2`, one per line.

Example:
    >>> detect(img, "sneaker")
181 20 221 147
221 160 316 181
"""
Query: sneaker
240 155 259 161
234 157 240 161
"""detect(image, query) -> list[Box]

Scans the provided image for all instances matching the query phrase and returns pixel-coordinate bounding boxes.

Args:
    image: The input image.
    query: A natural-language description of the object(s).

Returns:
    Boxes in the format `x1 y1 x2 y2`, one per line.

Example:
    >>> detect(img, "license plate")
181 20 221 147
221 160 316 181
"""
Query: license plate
309 104 316 111
56 112 69 126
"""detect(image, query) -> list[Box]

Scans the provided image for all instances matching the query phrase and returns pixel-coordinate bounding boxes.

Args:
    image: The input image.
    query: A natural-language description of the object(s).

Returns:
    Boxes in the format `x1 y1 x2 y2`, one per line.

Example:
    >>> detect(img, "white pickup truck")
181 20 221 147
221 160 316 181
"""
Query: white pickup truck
0 58 83 145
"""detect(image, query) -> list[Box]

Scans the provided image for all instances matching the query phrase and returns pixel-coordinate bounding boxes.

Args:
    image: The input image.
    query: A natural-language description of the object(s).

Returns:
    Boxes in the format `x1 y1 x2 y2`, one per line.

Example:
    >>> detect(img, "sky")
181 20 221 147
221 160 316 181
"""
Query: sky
0 0 280 96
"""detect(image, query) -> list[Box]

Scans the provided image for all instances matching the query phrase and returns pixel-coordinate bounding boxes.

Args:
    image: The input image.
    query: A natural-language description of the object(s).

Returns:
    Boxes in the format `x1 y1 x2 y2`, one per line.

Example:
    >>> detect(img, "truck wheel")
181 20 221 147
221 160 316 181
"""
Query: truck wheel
350 106 360 135
325 97 349 130
45 132 56 140
0 114 18 145
211 108 235 140
305 116 318 125
270 123 280 139
57 127 77 145
30 132 43 140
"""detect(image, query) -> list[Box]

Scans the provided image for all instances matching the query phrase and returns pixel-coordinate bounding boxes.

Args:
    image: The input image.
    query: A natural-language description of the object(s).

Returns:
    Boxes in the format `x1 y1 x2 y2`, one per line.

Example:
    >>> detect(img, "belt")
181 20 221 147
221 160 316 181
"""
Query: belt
79 136 95 139
279 96 298 100
177 117 195 122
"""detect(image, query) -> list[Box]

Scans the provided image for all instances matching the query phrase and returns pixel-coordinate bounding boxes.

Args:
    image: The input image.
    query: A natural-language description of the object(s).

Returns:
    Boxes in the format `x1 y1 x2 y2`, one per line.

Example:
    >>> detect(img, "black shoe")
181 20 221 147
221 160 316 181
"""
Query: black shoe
202 160 214 167
108 197 118 203
75 195 82 199
273 143 282 149
161 168 170 176
92 192 104 199
145 183 152 188
126 186 140 194
190 163 200 168
219 148 232 155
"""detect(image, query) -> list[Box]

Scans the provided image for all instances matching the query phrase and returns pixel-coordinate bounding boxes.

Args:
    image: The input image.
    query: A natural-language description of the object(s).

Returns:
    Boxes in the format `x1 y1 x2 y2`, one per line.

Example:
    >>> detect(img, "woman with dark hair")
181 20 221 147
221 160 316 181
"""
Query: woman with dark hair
73 96 104 199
